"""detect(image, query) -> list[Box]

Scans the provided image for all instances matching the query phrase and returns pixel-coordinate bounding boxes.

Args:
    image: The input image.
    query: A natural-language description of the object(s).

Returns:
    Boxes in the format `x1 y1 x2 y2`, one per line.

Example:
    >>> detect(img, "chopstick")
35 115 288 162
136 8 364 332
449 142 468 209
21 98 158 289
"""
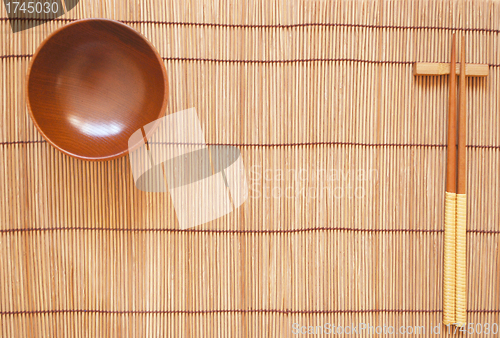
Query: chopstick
455 35 467 327
414 34 483 328
443 33 457 327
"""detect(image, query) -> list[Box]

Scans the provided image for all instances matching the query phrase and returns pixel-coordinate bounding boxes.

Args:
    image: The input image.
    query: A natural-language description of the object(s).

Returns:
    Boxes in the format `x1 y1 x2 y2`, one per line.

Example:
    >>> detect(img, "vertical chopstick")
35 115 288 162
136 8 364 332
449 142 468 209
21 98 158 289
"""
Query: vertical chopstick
443 33 457 327
455 35 468 327
414 34 484 328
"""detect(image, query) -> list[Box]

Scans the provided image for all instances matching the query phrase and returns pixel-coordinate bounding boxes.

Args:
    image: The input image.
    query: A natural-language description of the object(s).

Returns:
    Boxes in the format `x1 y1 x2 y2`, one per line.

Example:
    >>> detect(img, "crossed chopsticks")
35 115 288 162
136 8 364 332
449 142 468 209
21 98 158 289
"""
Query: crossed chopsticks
414 34 489 328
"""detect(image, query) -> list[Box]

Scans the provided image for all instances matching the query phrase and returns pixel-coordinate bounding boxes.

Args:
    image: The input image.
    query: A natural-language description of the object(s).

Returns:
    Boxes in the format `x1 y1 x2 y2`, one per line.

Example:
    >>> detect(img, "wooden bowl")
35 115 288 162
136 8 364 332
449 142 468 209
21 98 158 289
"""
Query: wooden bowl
27 19 168 161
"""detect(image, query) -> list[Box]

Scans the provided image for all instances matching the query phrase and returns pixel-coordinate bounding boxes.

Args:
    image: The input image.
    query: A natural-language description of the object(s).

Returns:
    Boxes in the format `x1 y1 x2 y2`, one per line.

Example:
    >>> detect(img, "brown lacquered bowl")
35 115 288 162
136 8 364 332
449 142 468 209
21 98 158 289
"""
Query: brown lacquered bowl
27 19 168 161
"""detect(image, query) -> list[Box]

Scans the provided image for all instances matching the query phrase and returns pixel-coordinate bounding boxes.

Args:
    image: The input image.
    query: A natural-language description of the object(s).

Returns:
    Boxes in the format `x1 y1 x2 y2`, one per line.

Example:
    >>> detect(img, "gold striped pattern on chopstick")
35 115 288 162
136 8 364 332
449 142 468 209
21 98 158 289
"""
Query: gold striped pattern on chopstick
443 191 457 325
1 0 500 336
456 193 468 326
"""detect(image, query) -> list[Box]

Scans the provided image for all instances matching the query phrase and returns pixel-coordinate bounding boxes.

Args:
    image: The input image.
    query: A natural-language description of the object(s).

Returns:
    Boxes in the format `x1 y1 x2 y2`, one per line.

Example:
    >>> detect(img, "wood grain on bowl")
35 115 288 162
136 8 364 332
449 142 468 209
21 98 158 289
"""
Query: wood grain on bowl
27 19 168 161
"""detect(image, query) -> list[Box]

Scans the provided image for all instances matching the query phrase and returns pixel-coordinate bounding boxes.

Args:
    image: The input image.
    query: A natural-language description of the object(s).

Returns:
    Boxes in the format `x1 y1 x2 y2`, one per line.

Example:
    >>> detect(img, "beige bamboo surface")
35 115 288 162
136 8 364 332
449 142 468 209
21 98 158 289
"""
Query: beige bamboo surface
1 0 500 337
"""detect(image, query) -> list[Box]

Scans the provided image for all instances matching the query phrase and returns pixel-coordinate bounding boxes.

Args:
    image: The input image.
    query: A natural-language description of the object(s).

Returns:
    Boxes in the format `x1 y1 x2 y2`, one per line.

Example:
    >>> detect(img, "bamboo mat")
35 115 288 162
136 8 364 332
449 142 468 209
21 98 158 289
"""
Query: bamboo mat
1 0 500 336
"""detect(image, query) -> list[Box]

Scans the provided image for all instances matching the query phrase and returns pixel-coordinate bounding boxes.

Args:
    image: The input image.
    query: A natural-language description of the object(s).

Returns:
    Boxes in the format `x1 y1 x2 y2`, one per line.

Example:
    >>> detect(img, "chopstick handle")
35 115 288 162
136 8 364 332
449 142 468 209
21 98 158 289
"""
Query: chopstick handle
455 193 467 326
443 191 457 326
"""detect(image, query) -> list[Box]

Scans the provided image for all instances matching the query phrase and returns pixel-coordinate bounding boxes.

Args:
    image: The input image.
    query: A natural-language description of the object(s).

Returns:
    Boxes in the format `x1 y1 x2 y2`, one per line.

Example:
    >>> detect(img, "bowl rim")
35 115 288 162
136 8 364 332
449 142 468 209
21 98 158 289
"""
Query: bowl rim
26 18 169 161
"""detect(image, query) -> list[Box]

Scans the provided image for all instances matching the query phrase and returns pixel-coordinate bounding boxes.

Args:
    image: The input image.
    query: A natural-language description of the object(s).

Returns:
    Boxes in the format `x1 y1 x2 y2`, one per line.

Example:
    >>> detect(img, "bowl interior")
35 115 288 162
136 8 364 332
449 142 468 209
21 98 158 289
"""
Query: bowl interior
28 19 167 160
